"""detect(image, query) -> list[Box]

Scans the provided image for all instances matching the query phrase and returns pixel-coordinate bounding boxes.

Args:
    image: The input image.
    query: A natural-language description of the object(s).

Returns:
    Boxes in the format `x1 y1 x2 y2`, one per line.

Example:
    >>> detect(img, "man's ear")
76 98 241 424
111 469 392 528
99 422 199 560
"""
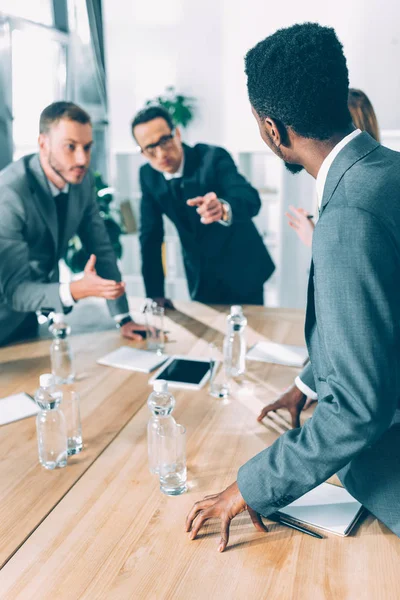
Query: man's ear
175 126 182 141
38 133 48 152
264 117 282 148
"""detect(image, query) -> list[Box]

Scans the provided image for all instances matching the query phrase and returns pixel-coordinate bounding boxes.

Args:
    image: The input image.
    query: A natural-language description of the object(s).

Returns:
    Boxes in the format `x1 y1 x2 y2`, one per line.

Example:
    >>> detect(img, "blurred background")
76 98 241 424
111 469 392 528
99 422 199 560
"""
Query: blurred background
1 0 399 310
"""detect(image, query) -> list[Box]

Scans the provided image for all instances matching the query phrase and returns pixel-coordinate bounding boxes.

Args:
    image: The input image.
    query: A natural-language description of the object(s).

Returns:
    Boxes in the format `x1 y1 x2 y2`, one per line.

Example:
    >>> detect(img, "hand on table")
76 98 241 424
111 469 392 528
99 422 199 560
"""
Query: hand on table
152 297 175 310
119 321 147 341
187 192 224 225
285 206 315 248
257 383 315 429
186 481 267 552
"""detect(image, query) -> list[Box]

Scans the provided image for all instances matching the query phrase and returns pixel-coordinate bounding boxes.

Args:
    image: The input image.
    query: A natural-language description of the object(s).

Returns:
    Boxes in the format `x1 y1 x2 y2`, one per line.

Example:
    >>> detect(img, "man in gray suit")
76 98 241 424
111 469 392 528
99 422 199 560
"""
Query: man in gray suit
0 102 146 345
186 23 400 550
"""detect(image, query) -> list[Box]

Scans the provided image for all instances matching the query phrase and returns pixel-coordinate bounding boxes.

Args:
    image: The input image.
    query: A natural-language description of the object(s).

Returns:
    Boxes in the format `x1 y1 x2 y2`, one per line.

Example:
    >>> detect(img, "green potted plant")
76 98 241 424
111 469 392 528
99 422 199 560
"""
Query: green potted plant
145 86 196 128
64 172 124 273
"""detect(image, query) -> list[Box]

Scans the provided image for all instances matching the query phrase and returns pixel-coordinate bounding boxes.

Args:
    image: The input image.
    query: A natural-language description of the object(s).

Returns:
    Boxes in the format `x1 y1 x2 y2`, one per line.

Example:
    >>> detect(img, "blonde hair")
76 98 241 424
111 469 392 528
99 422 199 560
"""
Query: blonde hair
348 89 380 142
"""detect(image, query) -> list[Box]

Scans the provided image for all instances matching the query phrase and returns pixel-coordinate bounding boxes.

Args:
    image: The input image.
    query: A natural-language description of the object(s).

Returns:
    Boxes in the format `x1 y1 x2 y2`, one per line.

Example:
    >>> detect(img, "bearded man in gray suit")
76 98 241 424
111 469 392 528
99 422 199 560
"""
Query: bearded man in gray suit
0 102 146 345
186 23 400 550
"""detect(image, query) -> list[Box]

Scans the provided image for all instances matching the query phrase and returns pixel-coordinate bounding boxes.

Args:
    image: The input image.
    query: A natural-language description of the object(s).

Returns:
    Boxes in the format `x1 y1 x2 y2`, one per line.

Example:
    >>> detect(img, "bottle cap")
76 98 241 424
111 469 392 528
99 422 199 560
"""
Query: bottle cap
230 305 243 316
153 379 168 393
39 373 55 388
52 313 65 324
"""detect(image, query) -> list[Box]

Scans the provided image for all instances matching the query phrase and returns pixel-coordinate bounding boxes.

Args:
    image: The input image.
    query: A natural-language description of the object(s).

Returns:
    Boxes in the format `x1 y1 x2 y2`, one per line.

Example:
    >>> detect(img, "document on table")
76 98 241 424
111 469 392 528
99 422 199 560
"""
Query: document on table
97 346 168 373
0 393 39 426
246 341 308 367
276 482 364 536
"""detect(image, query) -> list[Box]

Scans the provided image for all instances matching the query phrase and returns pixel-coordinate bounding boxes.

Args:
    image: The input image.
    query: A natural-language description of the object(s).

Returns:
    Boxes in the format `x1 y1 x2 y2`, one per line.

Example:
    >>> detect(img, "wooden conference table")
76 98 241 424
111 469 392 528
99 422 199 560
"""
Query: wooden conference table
0 301 398 600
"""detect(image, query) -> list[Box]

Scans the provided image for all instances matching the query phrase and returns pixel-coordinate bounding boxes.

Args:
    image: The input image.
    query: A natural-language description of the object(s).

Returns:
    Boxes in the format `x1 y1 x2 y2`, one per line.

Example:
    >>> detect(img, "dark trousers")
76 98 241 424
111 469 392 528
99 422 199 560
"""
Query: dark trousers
1 312 39 346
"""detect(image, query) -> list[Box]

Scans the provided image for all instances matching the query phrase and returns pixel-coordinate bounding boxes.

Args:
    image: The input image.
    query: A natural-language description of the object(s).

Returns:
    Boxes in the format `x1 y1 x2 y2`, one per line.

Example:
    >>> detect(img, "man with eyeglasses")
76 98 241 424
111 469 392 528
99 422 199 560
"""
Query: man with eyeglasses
132 106 275 308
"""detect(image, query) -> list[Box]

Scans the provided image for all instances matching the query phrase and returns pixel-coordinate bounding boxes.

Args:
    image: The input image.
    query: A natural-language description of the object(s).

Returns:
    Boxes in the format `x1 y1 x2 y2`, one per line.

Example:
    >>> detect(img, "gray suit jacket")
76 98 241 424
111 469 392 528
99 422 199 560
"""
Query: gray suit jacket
0 154 129 344
238 132 400 536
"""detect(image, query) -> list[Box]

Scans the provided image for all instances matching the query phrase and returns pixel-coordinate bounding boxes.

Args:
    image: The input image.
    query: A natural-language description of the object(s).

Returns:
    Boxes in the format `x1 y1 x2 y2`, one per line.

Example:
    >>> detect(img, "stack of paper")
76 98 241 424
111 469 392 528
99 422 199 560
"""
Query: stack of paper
0 393 39 426
246 341 308 367
97 346 168 373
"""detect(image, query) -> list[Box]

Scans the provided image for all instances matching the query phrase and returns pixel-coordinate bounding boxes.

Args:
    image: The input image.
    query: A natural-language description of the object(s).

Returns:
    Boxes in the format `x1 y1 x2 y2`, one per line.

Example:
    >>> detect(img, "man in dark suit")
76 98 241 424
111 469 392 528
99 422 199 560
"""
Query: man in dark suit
0 102 146 345
132 106 275 307
186 23 400 550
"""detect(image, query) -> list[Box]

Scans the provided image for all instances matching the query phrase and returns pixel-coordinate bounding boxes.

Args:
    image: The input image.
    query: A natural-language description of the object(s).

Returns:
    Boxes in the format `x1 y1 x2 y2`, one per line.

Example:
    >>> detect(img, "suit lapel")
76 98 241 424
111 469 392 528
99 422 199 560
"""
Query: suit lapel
25 154 58 255
149 145 201 236
150 170 177 220
181 144 202 233
306 133 380 348
320 132 379 215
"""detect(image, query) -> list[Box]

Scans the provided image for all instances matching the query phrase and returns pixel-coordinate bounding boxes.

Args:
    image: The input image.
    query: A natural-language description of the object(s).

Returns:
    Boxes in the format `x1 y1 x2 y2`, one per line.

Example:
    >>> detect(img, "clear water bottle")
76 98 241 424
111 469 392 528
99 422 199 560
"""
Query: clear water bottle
223 305 247 377
147 380 177 474
50 313 75 384
34 373 68 470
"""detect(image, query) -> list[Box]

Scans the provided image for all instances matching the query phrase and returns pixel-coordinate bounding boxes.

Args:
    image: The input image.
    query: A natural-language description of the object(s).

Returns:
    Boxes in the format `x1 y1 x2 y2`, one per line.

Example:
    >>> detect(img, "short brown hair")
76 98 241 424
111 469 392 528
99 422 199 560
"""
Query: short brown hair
348 89 380 142
39 101 91 134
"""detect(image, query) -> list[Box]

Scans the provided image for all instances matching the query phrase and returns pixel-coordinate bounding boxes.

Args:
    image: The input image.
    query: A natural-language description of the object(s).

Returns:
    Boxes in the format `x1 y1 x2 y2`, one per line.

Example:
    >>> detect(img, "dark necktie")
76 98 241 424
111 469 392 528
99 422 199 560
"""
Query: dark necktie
168 178 192 231
54 191 69 254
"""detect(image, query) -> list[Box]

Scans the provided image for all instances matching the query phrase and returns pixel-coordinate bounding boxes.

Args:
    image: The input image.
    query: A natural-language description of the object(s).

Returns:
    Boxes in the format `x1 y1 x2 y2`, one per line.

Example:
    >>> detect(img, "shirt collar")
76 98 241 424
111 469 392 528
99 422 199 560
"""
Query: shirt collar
316 129 362 206
163 155 185 180
48 178 69 197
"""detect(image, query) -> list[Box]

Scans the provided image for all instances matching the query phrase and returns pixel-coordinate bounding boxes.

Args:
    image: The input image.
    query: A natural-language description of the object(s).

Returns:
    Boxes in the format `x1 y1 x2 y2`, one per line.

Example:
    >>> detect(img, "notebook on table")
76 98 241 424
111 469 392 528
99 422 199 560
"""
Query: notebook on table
0 393 39 426
246 341 308 367
97 346 168 373
274 482 364 537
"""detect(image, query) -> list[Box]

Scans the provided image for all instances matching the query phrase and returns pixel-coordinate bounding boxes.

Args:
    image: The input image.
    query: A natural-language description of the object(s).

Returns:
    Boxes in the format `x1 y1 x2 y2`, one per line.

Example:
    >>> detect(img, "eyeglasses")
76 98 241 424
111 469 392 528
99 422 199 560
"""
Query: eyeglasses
139 132 175 158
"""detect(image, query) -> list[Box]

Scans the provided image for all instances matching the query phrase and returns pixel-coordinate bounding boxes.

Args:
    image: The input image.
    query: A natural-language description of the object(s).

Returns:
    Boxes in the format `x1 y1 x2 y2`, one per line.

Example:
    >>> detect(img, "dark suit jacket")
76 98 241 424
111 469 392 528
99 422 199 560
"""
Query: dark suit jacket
238 133 400 536
139 143 275 302
0 154 129 345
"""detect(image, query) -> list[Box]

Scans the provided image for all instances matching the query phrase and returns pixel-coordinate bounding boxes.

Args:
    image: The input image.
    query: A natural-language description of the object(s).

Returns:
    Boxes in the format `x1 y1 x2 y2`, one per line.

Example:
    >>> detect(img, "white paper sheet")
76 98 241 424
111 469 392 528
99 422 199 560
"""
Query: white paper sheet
0 393 39 426
278 482 363 536
97 346 168 373
246 341 308 367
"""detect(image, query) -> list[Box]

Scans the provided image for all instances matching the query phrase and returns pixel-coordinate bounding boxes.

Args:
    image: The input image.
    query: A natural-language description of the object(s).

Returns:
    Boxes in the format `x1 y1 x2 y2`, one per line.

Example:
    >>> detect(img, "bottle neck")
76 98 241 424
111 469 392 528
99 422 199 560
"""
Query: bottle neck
151 411 173 418
229 326 243 335
38 401 60 411
53 333 69 341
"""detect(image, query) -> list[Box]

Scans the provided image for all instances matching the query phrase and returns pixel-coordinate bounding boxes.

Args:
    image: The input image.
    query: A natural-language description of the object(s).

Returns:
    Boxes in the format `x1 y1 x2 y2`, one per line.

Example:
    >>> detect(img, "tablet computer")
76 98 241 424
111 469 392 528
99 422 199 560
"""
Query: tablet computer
148 355 212 390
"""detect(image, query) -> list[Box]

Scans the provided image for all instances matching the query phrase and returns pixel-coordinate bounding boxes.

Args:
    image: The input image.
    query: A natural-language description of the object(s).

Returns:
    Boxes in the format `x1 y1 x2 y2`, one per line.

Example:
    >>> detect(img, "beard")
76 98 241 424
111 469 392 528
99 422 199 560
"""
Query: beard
48 150 86 184
284 162 304 174
262 127 304 174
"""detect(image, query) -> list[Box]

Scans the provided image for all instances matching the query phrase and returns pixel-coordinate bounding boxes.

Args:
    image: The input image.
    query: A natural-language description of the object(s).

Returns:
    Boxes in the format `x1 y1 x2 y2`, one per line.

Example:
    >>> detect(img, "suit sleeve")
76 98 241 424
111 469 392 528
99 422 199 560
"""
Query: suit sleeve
77 175 129 316
238 207 400 515
0 186 63 313
212 148 261 222
139 169 165 298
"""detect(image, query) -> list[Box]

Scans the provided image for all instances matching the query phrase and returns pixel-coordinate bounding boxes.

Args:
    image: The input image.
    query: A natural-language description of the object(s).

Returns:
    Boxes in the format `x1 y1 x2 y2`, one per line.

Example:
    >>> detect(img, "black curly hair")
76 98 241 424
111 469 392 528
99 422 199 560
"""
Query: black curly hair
245 23 352 140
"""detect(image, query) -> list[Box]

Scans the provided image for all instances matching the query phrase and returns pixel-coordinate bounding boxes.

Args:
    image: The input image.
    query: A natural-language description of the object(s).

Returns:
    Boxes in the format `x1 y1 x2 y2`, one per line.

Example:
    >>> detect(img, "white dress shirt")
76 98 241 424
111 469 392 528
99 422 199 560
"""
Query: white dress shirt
295 129 362 399
315 129 361 207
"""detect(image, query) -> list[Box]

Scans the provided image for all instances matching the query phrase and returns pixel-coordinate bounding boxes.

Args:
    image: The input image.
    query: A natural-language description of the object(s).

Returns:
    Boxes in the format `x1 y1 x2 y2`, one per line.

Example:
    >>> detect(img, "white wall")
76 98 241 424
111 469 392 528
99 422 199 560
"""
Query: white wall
103 0 224 153
104 0 400 153
221 0 400 152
